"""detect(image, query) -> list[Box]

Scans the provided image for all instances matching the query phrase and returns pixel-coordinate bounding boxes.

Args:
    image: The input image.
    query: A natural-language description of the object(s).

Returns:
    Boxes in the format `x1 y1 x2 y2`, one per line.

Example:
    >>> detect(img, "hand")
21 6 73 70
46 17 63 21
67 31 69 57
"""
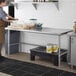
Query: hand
8 15 19 20
13 18 18 20
8 18 18 21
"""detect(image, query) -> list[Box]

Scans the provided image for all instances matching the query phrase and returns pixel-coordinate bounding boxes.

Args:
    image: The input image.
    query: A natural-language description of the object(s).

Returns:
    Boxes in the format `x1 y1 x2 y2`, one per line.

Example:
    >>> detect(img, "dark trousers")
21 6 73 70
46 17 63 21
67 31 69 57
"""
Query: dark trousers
0 43 2 56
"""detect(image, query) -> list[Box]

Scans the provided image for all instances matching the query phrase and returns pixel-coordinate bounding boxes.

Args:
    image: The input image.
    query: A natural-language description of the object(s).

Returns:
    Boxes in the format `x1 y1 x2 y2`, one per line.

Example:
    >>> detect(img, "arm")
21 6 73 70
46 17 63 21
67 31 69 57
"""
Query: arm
3 18 12 23
3 15 18 23
1 8 18 22
3 9 14 20
7 15 18 20
7 15 14 20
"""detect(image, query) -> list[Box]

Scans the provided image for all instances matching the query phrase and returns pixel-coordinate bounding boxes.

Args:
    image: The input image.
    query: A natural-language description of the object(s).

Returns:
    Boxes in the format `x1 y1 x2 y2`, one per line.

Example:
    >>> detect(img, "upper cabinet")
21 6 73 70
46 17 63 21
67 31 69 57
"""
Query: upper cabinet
10 0 59 10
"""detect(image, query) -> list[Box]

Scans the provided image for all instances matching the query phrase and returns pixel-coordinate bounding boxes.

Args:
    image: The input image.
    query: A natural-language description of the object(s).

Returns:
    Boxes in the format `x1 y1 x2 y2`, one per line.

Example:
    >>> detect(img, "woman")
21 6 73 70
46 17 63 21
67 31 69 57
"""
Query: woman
0 0 17 60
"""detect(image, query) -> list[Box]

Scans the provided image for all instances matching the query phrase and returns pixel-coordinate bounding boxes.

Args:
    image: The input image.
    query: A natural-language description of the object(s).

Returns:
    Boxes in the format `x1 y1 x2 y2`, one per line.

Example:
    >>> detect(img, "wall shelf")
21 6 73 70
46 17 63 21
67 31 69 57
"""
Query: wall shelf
32 1 59 10
10 0 59 10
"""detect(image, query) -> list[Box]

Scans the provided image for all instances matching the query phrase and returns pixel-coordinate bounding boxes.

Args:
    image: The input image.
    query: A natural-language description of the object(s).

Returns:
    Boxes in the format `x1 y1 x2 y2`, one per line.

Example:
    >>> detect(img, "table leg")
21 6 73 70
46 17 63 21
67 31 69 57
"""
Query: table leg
7 30 10 56
19 32 21 53
31 54 35 60
53 55 58 66
30 51 35 61
58 36 61 67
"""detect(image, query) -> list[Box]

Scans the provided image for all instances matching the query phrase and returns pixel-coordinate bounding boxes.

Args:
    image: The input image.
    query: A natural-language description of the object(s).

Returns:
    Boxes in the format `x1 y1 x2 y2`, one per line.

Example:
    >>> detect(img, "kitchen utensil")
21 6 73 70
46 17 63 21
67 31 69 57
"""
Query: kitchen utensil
35 23 42 30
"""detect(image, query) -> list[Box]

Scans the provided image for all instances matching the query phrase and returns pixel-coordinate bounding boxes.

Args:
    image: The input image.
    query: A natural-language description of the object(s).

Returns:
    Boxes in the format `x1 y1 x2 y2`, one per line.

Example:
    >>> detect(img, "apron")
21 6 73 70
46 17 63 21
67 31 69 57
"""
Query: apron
0 20 5 44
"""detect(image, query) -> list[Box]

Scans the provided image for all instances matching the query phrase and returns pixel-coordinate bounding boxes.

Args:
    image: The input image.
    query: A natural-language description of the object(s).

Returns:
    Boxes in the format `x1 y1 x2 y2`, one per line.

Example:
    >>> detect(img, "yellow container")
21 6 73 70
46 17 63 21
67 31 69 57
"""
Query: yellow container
46 43 53 53
52 44 59 52
46 43 59 53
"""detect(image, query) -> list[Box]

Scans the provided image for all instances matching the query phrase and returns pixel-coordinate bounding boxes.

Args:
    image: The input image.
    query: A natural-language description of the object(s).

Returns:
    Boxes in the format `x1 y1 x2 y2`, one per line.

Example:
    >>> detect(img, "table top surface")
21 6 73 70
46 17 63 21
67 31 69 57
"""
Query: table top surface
67 32 76 36
5 27 72 36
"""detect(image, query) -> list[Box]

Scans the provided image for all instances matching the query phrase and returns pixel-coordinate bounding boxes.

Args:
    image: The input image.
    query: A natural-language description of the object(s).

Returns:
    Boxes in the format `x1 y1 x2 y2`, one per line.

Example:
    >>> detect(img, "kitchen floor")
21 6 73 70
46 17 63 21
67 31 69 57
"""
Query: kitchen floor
0 47 76 76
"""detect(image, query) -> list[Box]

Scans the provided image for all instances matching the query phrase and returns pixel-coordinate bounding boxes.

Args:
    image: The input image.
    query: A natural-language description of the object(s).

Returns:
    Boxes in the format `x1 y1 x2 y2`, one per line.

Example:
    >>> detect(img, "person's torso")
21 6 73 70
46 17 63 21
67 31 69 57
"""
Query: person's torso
0 7 6 20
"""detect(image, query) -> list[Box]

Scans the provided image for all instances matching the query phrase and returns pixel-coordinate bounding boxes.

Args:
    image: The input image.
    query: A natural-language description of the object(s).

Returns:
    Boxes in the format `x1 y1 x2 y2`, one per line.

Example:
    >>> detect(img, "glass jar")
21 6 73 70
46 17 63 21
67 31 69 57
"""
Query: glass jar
30 19 37 24
52 44 59 52
46 43 53 53
29 19 37 29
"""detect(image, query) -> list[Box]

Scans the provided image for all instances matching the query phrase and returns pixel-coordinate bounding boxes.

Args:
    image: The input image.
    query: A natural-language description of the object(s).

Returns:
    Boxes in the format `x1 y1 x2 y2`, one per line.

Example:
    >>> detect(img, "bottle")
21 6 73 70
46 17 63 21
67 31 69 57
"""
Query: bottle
73 22 76 33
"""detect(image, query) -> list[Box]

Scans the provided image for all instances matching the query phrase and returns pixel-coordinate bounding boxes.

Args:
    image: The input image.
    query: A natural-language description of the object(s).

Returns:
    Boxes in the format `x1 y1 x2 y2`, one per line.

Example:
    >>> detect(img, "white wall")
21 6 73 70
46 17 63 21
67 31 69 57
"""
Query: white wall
3 6 8 14
15 0 76 29
15 0 76 53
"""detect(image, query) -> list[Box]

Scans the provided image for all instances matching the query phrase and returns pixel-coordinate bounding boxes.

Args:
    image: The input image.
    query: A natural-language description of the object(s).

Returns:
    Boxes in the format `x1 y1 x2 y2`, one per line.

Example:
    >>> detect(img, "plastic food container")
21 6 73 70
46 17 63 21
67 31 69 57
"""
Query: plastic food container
46 43 58 53
52 44 59 53
30 19 37 24
46 43 53 53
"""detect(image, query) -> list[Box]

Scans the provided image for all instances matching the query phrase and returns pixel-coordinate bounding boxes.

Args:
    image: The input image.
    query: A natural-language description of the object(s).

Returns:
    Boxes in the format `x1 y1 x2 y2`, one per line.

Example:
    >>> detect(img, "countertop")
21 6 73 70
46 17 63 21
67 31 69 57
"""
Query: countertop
5 27 72 36
67 32 76 36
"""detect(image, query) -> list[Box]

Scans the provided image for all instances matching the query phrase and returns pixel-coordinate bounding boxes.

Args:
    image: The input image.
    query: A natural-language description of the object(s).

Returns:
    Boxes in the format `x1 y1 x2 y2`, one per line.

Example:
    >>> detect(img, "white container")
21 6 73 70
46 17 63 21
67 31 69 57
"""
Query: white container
29 19 37 24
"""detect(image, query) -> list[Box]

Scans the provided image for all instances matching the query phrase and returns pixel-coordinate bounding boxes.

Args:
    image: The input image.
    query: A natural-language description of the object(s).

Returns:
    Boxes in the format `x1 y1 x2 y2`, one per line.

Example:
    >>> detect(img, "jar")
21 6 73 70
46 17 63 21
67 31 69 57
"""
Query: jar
52 44 59 53
73 22 76 33
30 19 37 24
46 43 53 53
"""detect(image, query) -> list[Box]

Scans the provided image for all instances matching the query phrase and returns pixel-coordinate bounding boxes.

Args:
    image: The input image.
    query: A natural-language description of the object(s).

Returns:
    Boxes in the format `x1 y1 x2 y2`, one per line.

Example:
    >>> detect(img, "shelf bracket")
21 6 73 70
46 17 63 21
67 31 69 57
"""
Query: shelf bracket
32 3 38 10
32 1 59 10
15 3 18 9
53 1 59 10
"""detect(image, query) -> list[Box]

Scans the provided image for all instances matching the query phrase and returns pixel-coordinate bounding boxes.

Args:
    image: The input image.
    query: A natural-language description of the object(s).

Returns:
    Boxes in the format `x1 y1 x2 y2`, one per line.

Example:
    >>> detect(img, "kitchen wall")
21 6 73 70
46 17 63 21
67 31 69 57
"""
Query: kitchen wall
14 0 76 53
3 6 8 14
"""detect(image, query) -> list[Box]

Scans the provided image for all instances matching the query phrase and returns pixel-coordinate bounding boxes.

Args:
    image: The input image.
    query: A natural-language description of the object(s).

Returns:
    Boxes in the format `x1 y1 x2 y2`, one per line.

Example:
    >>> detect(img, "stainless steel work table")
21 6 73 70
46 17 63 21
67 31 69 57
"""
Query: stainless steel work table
5 27 72 67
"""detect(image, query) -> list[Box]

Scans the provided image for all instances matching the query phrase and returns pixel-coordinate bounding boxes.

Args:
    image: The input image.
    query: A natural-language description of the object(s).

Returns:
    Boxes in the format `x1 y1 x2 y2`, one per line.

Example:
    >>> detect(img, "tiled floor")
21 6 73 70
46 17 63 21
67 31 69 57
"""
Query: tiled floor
0 72 12 76
0 46 76 76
